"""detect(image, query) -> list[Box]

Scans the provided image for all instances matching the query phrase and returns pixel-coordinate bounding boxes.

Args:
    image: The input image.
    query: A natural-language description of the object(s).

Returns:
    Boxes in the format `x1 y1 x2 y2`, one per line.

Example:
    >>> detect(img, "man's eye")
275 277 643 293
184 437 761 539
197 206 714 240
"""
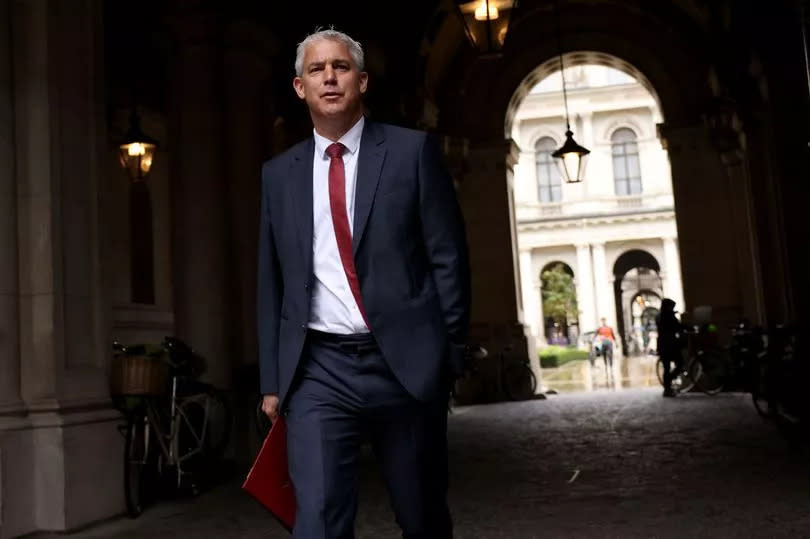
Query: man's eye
310 66 323 73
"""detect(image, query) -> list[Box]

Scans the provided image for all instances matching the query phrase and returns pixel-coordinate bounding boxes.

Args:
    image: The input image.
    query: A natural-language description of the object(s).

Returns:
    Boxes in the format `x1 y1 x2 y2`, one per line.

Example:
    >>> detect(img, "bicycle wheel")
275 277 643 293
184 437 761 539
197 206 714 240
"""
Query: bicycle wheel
695 350 726 395
503 363 537 401
124 414 156 518
184 393 231 458
673 357 701 394
655 358 665 387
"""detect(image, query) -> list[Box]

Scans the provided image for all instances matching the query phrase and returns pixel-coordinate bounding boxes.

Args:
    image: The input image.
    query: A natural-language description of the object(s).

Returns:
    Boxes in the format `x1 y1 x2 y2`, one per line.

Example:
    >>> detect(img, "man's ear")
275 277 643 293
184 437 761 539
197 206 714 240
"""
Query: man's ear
359 72 368 95
293 77 306 99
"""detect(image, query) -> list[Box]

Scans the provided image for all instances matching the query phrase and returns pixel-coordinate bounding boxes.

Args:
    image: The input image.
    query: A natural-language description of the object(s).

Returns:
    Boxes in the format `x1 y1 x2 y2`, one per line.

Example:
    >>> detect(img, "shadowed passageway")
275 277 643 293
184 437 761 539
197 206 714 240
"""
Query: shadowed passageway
54 390 810 538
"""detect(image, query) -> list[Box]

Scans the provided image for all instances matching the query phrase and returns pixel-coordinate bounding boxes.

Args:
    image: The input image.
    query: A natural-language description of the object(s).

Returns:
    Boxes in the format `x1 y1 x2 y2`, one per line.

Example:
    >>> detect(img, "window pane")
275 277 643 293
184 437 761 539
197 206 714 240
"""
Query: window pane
551 185 562 202
616 178 628 196
628 154 641 179
613 154 627 180
630 178 643 195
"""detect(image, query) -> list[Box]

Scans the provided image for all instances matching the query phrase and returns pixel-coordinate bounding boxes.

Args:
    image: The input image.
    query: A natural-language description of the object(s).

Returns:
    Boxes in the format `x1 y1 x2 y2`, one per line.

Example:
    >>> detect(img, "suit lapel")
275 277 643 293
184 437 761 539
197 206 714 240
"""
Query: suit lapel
353 120 386 255
290 138 314 275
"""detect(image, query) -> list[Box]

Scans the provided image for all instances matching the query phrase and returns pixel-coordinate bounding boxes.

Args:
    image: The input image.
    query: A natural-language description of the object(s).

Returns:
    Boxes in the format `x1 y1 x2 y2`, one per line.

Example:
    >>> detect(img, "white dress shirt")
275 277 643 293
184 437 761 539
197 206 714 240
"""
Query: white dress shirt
308 116 369 334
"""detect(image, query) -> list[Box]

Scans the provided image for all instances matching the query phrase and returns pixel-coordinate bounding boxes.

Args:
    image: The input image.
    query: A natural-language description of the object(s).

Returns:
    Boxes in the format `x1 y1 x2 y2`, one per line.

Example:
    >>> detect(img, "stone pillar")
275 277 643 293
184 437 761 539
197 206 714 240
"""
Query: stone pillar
0 0 20 412
662 236 685 310
519 249 542 345
4 1 122 535
591 243 613 327
169 11 229 387
458 139 534 373
223 21 275 369
719 156 765 324
658 124 749 326
535 281 545 346
575 243 596 332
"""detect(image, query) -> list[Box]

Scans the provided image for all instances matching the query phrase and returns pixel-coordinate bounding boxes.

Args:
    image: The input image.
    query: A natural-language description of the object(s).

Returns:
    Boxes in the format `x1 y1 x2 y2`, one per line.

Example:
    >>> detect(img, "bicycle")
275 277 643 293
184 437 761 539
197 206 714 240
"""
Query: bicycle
112 337 233 518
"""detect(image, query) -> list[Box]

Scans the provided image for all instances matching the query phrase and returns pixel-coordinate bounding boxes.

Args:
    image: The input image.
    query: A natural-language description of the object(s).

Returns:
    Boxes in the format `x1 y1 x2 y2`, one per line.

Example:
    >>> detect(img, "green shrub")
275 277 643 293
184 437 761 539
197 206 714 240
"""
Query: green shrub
539 346 589 368
540 355 559 368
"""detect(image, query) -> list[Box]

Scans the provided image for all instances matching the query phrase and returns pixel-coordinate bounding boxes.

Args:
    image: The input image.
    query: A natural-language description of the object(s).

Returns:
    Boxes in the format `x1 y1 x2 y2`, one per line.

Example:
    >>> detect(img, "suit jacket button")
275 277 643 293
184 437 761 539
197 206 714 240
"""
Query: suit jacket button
300 324 306 332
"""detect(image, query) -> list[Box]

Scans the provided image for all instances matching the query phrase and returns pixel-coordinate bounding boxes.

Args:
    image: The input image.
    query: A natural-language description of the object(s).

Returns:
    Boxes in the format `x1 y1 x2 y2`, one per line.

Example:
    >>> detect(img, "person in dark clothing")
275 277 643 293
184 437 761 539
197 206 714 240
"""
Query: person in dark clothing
656 298 684 397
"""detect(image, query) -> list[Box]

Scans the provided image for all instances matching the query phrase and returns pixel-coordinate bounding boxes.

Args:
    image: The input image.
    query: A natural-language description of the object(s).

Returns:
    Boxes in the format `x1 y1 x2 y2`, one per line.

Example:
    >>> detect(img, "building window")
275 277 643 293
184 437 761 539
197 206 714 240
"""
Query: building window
611 128 642 195
535 137 562 203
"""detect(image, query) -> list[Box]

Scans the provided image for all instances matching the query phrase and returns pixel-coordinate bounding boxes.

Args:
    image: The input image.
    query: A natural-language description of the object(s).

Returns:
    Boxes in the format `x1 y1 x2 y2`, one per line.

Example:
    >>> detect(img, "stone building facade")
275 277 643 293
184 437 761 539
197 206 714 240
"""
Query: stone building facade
512 65 684 352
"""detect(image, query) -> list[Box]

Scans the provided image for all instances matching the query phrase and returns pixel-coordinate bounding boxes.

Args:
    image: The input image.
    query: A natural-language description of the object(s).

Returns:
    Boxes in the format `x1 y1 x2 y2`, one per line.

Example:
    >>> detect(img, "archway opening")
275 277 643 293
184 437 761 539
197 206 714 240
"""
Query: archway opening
540 261 578 346
612 249 662 356
513 58 684 391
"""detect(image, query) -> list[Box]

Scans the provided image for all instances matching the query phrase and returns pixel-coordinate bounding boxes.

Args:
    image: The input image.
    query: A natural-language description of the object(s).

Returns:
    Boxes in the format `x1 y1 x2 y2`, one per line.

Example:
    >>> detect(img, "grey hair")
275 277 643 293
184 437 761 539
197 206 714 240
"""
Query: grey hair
295 28 365 77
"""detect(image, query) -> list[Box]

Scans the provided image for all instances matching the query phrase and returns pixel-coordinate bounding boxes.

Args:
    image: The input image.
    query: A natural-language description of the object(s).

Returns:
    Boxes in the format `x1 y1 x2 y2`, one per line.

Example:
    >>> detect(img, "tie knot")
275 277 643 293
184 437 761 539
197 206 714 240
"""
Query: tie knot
326 142 346 159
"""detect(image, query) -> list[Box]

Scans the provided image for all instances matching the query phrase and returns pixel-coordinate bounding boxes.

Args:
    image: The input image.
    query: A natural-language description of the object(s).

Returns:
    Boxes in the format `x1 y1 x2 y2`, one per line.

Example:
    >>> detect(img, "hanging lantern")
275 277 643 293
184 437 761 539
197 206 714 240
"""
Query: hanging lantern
552 129 590 183
551 0 589 183
118 109 158 182
454 0 519 56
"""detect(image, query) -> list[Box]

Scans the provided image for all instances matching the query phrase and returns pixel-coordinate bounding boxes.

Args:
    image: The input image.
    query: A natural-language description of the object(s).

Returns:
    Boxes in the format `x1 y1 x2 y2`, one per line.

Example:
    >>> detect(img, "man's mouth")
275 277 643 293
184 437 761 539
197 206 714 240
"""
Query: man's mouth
322 92 342 99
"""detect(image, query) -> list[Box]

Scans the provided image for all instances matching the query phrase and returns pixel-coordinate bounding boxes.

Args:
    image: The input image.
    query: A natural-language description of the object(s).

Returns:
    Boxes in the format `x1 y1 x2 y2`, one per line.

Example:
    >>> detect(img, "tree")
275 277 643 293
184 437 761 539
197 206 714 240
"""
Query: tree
541 263 579 328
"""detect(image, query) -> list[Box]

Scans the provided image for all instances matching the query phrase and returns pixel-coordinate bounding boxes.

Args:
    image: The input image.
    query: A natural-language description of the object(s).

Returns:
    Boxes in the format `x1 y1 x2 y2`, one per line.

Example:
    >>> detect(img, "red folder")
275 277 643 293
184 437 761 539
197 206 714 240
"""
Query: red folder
242 417 296 531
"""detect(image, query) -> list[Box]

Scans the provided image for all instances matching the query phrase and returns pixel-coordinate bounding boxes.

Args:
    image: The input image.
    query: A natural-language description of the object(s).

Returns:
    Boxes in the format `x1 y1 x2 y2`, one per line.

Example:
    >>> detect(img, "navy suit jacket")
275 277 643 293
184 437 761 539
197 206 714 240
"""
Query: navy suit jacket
257 119 471 408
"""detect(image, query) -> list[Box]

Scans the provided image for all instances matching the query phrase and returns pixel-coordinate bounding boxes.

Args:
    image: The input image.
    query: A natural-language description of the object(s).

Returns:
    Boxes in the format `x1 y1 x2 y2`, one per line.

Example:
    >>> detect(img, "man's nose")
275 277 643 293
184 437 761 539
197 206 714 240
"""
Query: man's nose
324 66 337 83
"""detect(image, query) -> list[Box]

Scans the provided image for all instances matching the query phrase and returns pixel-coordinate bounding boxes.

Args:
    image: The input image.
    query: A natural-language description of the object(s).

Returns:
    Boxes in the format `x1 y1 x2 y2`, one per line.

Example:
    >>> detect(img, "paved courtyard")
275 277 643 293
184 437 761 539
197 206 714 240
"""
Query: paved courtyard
51 388 810 538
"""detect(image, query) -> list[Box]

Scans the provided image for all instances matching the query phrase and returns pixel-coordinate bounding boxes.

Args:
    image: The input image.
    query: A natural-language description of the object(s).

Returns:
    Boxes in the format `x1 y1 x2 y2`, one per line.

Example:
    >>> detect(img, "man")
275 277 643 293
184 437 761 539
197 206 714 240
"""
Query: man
595 317 616 370
656 298 684 397
257 28 470 539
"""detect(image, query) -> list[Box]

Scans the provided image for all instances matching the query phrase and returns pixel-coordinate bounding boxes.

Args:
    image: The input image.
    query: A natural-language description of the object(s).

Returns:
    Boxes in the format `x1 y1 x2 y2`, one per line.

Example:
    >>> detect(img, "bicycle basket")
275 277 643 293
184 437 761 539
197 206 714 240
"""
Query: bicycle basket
110 353 169 396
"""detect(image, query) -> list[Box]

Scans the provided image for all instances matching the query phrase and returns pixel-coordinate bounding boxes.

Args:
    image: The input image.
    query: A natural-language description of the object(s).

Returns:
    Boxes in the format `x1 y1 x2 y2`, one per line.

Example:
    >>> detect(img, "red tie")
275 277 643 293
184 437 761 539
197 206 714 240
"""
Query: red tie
326 142 369 327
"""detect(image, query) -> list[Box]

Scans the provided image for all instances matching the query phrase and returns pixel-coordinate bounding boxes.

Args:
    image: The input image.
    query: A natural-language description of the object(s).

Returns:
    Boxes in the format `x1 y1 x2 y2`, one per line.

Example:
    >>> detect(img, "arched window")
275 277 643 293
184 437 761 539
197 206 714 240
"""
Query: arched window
535 137 561 202
611 128 642 195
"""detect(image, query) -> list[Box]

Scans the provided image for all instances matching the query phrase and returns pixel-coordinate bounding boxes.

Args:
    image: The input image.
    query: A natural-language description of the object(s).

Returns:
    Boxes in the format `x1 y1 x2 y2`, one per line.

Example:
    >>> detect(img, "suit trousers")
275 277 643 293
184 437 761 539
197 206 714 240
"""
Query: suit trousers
285 330 452 539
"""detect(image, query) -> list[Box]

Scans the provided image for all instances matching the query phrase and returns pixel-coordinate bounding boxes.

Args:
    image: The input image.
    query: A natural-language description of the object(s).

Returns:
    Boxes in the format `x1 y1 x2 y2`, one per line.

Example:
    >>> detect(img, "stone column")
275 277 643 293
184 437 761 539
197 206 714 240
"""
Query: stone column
6 1 122 535
719 156 765 324
0 0 20 412
519 249 542 345
169 11 229 387
662 236 685 310
591 243 613 327
223 21 275 369
658 124 749 326
575 243 596 332
458 139 534 372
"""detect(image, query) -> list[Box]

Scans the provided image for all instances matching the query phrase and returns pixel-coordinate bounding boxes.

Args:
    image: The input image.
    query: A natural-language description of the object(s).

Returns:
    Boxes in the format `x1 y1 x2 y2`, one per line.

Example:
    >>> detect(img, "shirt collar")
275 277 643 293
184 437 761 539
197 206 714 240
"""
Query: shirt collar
313 116 365 158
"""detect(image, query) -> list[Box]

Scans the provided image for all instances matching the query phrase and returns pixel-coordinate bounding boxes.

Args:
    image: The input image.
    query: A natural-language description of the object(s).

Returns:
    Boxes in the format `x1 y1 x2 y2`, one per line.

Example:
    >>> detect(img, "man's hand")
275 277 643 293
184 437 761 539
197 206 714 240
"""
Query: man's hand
262 394 280 422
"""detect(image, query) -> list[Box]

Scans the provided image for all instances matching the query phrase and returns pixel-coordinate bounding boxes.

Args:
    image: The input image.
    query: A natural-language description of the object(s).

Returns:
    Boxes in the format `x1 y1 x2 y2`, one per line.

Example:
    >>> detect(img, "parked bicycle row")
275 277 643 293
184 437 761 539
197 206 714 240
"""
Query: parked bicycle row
651 311 809 444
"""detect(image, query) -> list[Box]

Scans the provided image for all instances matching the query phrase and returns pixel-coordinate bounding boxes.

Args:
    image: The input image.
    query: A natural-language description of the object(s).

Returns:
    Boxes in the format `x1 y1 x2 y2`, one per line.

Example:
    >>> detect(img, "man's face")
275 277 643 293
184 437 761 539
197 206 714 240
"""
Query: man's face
293 39 368 122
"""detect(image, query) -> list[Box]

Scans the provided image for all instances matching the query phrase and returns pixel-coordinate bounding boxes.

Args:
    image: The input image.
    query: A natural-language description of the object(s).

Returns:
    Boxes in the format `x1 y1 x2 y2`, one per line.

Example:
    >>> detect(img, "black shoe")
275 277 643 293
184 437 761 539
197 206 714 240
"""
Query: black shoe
662 387 677 398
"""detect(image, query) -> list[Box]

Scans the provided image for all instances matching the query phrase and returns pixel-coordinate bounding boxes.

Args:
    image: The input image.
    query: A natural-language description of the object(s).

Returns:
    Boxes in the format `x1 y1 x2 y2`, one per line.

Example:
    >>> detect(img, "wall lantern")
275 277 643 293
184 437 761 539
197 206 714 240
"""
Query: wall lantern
454 0 518 56
119 108 158 182
551 0 589 183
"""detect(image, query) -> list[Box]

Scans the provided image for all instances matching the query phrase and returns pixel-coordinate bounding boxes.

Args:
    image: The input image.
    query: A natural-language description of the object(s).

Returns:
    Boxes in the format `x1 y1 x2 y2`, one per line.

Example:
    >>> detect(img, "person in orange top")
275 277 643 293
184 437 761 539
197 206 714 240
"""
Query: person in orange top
596 318 616 369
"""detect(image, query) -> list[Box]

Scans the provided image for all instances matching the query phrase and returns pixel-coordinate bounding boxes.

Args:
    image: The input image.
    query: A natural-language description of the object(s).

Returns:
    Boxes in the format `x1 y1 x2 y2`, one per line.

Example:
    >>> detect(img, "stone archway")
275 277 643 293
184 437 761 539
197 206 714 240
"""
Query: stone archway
421 1 764 364
612 250 663 355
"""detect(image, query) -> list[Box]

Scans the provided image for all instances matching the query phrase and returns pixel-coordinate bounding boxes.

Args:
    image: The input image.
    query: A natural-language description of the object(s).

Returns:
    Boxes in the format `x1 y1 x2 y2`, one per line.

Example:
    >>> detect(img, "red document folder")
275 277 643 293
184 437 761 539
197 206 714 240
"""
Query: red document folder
242 417 296 531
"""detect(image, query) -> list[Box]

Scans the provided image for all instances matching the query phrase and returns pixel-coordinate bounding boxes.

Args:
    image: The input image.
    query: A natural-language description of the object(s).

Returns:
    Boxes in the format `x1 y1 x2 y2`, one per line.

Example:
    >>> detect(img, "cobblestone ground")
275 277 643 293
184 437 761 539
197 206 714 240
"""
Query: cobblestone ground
56 389 810 538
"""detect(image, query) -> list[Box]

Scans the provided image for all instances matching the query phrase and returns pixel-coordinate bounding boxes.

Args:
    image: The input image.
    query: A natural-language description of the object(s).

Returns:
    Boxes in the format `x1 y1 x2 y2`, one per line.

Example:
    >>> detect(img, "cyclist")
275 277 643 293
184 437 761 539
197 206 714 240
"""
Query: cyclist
596 318 617 370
